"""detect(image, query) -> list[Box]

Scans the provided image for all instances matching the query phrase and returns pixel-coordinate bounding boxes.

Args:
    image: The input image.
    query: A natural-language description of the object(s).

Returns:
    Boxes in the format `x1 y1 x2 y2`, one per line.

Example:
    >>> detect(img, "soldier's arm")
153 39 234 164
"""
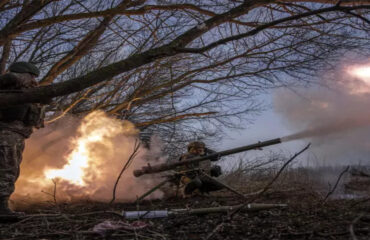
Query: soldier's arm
205 148 220 161
0 73 23 89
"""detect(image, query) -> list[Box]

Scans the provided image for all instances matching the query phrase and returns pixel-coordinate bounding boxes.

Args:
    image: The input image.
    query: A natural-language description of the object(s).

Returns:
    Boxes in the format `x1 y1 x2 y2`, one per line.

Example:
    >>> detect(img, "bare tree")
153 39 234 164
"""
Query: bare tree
0 0 369 147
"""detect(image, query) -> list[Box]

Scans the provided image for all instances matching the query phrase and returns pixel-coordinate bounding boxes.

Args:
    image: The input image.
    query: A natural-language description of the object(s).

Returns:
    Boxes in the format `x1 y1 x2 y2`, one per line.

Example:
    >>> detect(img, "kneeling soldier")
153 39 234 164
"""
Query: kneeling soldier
179 141 223 196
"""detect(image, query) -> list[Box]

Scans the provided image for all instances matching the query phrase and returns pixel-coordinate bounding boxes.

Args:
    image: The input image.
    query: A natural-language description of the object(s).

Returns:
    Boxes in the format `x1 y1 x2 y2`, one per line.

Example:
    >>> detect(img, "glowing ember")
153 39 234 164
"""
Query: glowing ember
44 111 125 186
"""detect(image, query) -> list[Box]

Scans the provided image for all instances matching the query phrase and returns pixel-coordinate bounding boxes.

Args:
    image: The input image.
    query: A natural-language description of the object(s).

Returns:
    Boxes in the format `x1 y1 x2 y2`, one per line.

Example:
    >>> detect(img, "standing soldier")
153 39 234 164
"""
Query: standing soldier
0 62 46 217
179 141 223 197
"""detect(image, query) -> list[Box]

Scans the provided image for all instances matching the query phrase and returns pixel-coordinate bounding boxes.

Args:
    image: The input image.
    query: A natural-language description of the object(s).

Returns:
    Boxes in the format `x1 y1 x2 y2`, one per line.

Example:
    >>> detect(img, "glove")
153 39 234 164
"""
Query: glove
205 148 220 162
210 165 222 177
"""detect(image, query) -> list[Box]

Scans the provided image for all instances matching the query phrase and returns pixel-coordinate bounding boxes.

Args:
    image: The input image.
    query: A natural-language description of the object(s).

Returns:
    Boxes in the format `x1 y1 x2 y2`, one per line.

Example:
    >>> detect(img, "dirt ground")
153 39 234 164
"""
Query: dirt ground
1 187 370 240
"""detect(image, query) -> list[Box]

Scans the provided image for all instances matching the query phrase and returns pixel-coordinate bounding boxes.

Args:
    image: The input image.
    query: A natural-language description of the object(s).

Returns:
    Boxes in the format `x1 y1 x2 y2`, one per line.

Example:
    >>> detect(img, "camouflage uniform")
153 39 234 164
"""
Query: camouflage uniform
0 129 26 199
179 141 223 195
0 62 44 216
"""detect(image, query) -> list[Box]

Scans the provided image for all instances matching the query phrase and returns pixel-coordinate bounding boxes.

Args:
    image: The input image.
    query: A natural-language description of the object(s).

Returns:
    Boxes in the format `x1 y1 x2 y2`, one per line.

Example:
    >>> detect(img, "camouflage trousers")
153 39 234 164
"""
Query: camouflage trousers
0 130 25 198
183 175 223 195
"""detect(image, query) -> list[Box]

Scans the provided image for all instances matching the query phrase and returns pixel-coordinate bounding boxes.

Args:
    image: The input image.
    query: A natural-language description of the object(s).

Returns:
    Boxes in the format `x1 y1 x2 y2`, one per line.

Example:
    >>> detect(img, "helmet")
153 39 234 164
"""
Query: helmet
9 62 40 77
187 141 205 152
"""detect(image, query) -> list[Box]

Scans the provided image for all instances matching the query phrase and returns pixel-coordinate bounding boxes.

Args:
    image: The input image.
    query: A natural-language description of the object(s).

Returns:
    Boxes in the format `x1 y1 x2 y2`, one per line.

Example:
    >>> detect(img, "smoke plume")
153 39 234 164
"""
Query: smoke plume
275 60 370 164
12 111 166 204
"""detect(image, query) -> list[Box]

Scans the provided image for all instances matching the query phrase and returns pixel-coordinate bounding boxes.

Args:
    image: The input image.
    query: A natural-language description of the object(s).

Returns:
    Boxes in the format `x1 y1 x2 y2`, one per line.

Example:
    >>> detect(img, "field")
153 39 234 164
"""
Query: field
1 166 370 240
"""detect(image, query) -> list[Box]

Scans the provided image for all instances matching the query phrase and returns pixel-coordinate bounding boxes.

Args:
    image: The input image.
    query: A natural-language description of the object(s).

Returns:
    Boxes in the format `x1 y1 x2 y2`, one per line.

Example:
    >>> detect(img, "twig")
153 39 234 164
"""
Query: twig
351 198 370 208
282 228 370 238
110 140 141 205
349 169 370 178
243 187 303 197
201 172 247 200
205 223 225 240
41 179 58 205
45 89 92 124
246 143 311 205
349 213 364 240
135 179 169 203
206 144 310 240
322 165 350 203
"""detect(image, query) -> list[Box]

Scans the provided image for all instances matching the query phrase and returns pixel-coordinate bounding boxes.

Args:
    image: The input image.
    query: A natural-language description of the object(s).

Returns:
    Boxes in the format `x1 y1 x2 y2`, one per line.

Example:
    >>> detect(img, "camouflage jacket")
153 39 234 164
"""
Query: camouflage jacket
0 73 45 138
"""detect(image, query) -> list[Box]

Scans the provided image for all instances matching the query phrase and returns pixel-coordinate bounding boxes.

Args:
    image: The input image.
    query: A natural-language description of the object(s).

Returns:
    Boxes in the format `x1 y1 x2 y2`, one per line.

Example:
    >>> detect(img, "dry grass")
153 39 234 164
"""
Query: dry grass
2 154 370 239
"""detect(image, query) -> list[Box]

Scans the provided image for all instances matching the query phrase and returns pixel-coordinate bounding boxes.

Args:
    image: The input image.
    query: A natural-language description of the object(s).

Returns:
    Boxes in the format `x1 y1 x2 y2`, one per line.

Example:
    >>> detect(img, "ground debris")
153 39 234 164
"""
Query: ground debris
92 220 148 236
1 191 370 240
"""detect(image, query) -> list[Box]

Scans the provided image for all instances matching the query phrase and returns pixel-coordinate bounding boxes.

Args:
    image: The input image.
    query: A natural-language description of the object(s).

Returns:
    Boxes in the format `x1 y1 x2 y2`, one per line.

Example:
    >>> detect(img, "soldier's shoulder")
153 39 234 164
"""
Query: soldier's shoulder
0 73 22 89
0 73 17 81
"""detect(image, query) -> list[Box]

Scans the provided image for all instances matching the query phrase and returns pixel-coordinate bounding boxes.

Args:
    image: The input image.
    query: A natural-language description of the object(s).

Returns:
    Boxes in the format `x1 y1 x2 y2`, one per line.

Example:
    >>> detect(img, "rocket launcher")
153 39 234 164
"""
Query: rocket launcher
133 138 282 177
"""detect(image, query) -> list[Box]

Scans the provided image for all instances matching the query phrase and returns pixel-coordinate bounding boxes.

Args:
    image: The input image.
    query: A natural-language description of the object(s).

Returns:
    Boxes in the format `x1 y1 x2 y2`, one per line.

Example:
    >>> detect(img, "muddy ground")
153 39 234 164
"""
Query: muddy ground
1 187 370 240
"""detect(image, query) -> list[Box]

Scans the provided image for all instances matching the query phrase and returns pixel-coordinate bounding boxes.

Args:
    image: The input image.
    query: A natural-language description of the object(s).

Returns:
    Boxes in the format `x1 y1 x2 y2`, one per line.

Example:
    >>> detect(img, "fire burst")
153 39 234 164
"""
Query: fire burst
344 62 370 94
44 111 126 186
346 63 370 83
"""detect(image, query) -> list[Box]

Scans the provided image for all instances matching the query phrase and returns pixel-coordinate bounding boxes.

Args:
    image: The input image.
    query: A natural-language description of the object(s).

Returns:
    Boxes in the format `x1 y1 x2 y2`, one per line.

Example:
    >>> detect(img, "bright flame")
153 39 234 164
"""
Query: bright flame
347 64 370 83
44 111 125 186
13 111 165 203
345 63 370 94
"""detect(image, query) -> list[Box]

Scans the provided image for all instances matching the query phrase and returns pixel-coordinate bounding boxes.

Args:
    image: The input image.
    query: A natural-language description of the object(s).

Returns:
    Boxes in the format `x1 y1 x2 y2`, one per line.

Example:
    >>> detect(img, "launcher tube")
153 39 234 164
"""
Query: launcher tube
133 138 281 177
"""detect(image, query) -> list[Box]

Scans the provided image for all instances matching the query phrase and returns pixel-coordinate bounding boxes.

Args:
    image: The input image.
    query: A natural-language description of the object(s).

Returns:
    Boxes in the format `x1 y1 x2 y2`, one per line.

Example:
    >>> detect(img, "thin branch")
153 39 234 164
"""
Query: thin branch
135 111 217 128
206 143 310 240
0 0 54 45
14 3 257 35
349 213 364 240
322 165 350 203
201 172 247 199
110 140 141 205
247 143 311 204
41 179 58 205
45 89 92 124
342 9 370 24
0 0 9 9
0 38 11 74
0 1 265 106
180 5 370 53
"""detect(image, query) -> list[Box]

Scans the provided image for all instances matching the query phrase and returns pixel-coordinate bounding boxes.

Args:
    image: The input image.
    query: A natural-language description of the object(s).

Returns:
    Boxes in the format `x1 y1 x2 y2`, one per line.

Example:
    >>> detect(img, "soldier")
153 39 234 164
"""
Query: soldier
0 62 46 217
179 141 223 196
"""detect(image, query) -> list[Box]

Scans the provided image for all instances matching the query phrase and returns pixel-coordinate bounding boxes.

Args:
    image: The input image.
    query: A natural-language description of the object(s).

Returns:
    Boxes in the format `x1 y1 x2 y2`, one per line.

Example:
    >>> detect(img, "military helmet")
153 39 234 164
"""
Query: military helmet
9 62 40 77
187 141 206 151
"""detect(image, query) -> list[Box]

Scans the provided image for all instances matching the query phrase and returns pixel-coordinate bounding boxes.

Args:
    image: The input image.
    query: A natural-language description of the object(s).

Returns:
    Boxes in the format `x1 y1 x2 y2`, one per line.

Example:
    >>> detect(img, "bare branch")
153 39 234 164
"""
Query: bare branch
0 1 266 105
0 38 11 74
180 5 370 53
349 213 365 240
136 111 217 127
110 140 141 205
322 165 350 203
0 0 54 45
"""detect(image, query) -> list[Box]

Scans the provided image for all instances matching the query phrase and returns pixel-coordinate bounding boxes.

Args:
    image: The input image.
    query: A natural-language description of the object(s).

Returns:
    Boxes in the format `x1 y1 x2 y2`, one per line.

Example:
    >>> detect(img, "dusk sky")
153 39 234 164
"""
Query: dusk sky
222 60 370 168
221 93 310 169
